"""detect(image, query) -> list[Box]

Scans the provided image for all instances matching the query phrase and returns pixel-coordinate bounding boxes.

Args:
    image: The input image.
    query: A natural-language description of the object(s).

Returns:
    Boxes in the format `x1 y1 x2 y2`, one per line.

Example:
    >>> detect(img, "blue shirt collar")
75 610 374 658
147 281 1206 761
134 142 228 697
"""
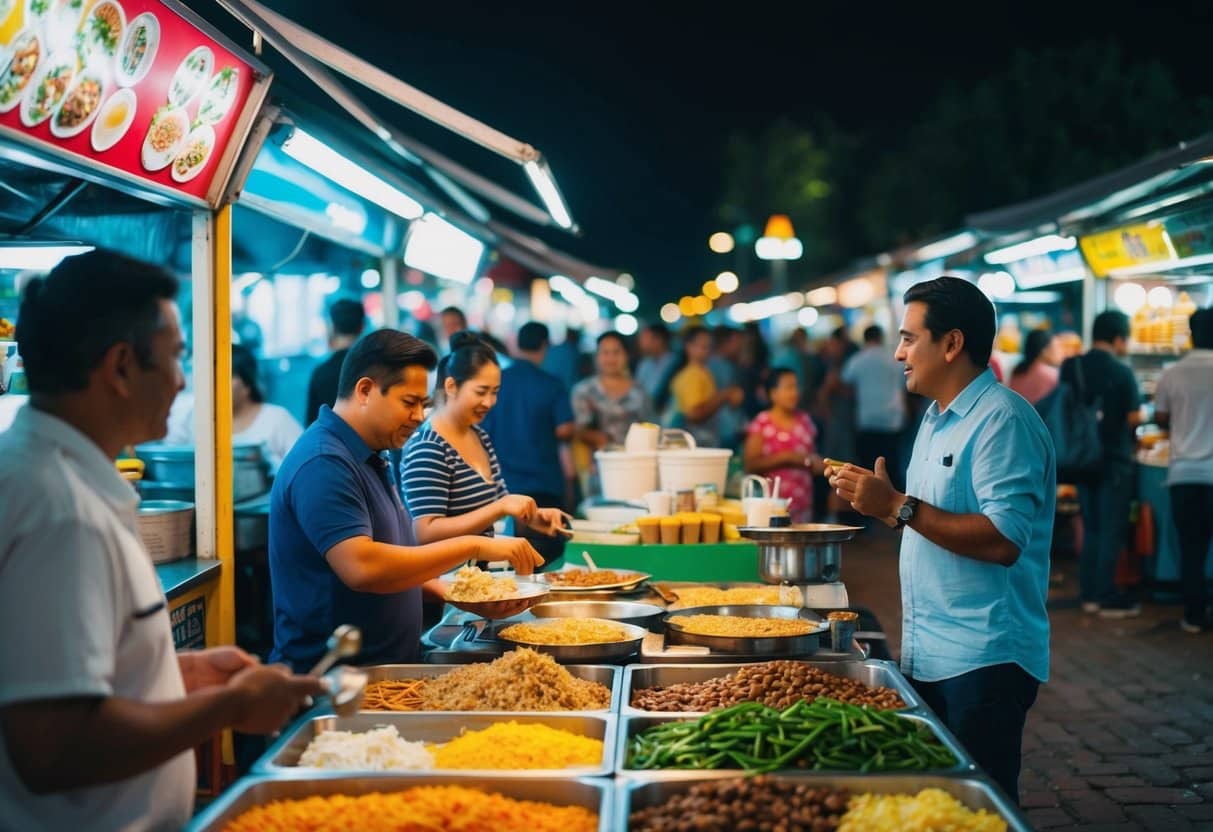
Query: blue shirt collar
927 367 998 420
316 405 382 465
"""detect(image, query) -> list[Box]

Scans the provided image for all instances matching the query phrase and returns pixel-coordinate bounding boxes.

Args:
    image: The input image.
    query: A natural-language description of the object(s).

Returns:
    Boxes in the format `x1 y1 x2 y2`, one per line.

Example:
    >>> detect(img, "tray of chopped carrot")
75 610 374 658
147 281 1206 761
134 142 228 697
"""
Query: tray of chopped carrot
186 776 610 832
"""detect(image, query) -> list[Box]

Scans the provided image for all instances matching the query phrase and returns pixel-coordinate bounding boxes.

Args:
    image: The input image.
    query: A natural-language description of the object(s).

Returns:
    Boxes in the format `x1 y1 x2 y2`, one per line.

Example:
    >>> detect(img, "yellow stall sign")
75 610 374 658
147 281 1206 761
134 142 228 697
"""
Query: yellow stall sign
1079 223 1175 277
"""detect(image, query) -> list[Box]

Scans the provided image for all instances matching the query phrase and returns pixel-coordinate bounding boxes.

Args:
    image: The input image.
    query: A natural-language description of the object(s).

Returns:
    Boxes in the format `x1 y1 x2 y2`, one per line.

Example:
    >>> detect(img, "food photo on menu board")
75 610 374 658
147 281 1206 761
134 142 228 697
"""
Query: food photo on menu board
0 0 254 196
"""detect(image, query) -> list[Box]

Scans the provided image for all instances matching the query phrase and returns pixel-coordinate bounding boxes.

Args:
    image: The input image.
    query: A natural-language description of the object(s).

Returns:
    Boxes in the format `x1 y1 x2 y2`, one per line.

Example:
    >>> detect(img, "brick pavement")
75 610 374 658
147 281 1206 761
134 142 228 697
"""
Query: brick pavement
840 523 1213 831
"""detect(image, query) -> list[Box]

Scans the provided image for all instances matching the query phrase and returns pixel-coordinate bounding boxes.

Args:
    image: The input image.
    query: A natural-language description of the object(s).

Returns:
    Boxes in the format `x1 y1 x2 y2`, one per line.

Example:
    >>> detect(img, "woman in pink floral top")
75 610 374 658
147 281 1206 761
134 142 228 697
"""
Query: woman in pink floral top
743 368 825 522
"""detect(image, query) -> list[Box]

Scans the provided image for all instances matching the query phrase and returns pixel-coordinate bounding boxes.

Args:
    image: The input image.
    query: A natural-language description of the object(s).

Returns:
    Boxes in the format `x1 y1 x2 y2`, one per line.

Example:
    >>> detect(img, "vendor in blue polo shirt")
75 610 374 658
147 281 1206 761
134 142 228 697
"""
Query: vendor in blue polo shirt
269 330 543 672
827 276 1054 805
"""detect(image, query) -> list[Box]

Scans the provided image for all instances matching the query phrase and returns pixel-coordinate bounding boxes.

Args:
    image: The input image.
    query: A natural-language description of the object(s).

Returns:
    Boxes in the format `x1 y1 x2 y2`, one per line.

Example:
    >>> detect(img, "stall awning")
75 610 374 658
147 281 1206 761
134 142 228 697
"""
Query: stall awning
966 135 1213 234
487 221 618 284
213 0 578 233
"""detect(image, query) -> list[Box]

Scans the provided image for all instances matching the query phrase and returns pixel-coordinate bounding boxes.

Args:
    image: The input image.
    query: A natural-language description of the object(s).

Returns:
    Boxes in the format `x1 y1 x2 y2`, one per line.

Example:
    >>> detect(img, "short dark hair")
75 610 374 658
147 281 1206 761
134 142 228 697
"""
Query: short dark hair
903 276 995 368
440 306 467 325
231 343 264 403
337 329 437 398
596 330 628 350
643 323 671 344
1013 329 1055 377
518 321 550 352
329 298 366 337
1092 310 1131 344
1191 307 1213 349
682 325 711 348
436 330 498 391
17 249 179 395
764 367 798 395
863 325 884 344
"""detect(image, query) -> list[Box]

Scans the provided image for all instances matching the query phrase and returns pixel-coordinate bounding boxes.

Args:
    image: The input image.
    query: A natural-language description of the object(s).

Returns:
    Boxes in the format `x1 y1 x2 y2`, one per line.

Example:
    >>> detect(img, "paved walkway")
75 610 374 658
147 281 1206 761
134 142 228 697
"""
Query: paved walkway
841 523 1213 831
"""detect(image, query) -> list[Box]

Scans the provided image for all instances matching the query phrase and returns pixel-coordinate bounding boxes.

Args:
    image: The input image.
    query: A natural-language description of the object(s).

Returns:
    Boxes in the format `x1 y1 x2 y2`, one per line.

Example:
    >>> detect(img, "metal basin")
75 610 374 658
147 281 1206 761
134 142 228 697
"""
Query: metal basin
663 605 826 656
530 600 665 631
136 442 271 501
739 524 862 584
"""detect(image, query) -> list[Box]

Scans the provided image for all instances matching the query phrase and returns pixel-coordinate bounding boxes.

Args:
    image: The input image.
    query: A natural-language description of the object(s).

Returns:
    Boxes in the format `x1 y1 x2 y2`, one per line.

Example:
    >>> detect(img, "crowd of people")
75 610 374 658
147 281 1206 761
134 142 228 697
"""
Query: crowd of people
2 249 1211 825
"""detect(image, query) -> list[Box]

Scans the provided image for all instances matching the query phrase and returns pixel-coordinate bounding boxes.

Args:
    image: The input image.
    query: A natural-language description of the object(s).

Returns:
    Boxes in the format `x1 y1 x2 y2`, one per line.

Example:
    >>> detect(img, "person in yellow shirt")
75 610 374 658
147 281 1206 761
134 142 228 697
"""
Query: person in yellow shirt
668 326 743 447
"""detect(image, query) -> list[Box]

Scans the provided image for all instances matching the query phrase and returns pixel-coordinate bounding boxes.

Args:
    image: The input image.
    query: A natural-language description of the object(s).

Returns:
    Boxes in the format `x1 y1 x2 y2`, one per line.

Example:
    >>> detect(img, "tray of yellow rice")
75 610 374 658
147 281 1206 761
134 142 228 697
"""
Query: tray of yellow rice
663 605 828 656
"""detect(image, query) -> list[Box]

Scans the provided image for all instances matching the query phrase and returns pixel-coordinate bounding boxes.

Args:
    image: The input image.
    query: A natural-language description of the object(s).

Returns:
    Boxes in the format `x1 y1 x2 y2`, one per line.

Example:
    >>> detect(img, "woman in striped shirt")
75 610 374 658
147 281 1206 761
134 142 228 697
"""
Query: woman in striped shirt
401 331 568 545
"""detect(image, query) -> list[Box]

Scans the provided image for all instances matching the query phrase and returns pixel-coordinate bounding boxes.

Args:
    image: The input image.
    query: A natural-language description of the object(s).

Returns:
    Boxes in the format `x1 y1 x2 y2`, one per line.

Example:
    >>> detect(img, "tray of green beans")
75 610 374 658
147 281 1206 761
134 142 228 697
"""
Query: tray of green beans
621 698 972 775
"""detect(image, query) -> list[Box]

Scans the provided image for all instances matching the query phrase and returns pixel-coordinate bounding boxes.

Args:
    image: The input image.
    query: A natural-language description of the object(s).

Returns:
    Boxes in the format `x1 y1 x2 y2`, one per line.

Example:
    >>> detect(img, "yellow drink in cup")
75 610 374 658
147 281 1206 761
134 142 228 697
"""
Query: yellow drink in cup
659 516 681 545
636 516 661 545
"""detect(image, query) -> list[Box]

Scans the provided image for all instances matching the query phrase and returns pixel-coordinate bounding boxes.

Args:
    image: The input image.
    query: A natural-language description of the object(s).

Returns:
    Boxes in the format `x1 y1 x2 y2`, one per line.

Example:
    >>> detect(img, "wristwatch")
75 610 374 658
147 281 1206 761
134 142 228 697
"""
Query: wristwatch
895 496 921 530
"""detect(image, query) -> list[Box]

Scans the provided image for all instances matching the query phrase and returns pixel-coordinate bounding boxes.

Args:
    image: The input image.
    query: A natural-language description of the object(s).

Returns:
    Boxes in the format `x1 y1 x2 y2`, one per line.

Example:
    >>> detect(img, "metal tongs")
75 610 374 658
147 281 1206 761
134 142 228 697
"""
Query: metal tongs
309 625 368 716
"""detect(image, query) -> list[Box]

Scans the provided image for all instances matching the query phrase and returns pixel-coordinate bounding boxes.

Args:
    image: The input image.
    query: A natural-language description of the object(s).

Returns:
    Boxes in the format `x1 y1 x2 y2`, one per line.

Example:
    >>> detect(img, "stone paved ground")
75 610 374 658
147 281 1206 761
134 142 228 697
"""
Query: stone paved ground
841 523 1213 831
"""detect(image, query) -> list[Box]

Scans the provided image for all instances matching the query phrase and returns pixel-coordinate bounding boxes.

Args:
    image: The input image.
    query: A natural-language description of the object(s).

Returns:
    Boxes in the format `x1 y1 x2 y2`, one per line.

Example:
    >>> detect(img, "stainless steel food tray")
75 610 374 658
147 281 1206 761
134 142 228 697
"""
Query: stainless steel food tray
357 663 622 713
621 660 920 716
186 774 613 832
616 773 1030 832
616 712 974 776
253 712 618 778
664 605 827 656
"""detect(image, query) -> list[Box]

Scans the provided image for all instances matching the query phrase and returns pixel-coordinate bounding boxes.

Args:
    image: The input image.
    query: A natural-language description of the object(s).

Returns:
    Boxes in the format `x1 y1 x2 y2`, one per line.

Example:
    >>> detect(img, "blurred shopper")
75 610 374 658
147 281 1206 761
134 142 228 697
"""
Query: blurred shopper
306 298 366 424
744 368 824 522
739 322 772 417
0 251 323 830
774 328 819 409
402 331 567 546
273 330 543 672
542 326 585 391
1154 307 1213 633
167 343 303 473
708 325 746 449
572 331 654 450
842 325 907 489
1008 329 1062 405
828 276 1053 804
668 325 743 447
815 327 858 522
637 322 678 408
1062 311 1144 618
438 306 467 351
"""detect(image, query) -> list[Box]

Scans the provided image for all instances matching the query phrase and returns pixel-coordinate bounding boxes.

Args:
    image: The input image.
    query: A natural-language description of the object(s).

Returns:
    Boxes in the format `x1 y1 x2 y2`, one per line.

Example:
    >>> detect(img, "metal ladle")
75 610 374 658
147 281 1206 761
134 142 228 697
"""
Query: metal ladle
309 625 367 716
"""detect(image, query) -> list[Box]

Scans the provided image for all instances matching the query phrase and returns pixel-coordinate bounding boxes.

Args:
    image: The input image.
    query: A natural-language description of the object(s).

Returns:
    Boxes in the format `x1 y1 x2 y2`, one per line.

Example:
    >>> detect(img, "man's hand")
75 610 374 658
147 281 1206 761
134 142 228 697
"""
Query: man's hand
828 457 903 527
531 507 574 538
480 536 545 575
497 494 538 523
179 646 258 693
226 664 326 735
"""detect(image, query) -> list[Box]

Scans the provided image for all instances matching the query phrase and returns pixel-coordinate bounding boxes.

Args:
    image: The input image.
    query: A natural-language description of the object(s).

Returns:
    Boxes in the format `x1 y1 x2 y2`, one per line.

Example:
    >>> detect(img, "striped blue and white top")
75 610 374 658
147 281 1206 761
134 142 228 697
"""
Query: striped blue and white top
400 422 507 536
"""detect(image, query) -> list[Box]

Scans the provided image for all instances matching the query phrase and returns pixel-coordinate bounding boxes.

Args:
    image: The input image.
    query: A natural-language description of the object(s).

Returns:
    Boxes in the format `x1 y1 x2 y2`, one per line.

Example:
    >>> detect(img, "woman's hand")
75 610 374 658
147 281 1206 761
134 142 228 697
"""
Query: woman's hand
478 536 545 575
531 507 574 538
497 494 538 523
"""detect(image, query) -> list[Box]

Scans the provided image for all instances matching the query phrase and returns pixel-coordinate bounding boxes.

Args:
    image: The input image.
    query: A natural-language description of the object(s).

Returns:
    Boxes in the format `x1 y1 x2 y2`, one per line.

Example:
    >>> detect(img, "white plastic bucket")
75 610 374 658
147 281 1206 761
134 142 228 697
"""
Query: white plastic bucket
658 448 733 495
595 450 658 501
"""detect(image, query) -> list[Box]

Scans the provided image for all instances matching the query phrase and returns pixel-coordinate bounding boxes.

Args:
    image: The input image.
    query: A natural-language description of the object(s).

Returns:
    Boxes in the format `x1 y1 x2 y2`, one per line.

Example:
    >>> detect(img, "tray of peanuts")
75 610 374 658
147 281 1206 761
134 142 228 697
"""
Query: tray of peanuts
186 775 612 832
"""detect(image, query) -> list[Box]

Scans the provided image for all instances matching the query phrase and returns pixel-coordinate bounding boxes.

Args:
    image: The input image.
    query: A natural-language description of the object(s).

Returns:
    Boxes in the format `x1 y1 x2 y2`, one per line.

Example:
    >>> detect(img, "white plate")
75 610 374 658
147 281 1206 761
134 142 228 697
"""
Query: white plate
44 0 85 53
140 105 188 171
90 86 134 150
0 28 41 113
166 44 210 107
169 122 214 183
76 0 124 62
114 9 156 87
196 65 237 124
49 68 103 137
19 47 75 126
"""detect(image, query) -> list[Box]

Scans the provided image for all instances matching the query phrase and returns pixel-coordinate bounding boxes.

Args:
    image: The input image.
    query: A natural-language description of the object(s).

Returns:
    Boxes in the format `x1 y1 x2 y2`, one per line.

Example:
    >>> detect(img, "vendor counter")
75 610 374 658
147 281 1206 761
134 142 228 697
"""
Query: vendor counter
573 542 760 582
157 558 223 651
1137 461 1213 581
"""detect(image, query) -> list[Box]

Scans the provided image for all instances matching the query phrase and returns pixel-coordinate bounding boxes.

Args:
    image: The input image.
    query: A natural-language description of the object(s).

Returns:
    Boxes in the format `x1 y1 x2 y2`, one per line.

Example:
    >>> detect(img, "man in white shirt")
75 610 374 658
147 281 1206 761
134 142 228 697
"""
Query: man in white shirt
841 325 908 488
1154 307 1213 634
0 251 323 831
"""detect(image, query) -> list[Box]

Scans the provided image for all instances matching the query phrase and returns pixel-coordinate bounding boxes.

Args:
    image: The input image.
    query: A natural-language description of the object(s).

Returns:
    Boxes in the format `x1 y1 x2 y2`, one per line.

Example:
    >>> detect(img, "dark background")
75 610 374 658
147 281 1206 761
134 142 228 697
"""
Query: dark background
214 1 1213 303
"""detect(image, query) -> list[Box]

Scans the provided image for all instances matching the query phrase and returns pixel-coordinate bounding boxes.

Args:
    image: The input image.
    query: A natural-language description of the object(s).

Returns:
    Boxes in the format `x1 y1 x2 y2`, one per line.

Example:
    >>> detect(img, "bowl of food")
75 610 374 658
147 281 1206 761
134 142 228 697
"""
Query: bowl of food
663 604 827 656
539 567 651 592
441 565 549 620
497 618 647 662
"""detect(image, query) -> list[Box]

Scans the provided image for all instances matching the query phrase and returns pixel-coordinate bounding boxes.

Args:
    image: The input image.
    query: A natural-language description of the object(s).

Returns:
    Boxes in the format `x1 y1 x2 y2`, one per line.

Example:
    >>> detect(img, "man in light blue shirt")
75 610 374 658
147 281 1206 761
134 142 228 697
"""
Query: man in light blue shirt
828 276 1053 804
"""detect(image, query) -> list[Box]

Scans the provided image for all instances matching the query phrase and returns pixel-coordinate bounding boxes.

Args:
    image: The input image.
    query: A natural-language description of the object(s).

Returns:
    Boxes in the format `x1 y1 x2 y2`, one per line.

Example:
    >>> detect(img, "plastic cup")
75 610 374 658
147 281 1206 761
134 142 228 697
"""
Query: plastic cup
644 490 673 516
636 516 661 544
701 513 722 543
679 512 702 544
659 516 681 545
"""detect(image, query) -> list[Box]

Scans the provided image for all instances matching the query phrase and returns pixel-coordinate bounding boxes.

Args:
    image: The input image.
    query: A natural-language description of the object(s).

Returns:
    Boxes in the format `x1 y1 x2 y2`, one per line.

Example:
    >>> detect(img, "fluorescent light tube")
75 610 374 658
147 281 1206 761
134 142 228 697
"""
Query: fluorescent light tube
524 159 575 230
0 244 94 271
984 234 1076 265
283 128 423 220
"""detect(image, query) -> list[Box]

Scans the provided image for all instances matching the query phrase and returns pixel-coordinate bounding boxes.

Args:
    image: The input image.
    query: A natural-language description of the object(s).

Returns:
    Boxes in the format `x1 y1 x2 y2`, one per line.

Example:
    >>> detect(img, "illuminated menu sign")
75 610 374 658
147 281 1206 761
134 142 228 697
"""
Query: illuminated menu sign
0 0 267 206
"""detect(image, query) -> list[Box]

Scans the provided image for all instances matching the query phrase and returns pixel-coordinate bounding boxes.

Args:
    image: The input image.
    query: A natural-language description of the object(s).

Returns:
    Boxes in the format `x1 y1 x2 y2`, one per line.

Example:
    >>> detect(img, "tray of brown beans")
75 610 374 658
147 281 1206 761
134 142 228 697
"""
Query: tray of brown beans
623 660 918 715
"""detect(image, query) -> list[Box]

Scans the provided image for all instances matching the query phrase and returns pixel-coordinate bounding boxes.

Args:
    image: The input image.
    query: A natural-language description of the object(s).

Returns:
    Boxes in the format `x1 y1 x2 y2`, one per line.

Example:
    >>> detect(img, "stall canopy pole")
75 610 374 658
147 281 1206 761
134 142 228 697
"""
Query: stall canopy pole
191 211 217 562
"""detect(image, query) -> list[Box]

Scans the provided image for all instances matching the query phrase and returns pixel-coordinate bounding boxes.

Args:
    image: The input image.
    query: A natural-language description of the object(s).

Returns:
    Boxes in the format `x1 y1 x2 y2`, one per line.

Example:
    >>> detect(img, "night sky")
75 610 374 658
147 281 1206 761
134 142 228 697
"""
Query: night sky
234 0 1211 302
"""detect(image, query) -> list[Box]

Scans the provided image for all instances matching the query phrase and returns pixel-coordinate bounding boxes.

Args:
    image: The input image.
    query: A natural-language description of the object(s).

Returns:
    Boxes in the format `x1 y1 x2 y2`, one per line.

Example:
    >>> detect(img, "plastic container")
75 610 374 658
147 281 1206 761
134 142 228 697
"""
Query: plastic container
136 499 194 563
595 450 658 501
658 448 732 495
